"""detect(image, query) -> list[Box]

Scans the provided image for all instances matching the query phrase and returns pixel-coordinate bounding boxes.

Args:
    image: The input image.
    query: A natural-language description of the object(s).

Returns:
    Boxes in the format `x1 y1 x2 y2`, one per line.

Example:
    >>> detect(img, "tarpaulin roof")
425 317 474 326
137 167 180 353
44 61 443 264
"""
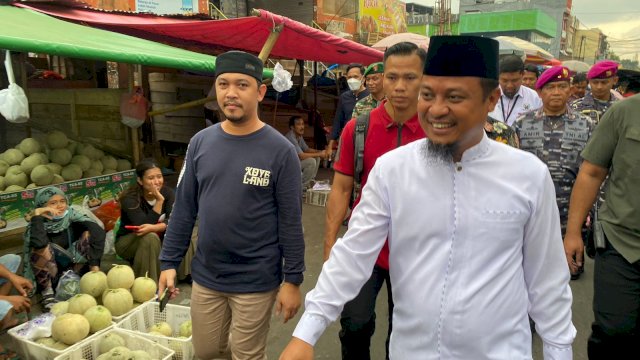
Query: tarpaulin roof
0 5 219 74
16 3 384 65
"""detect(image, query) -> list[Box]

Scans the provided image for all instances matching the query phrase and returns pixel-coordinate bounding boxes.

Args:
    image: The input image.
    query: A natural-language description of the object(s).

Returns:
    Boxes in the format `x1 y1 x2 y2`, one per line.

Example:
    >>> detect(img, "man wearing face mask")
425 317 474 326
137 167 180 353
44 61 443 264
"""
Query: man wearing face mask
352 62 385 118
327 63 370 159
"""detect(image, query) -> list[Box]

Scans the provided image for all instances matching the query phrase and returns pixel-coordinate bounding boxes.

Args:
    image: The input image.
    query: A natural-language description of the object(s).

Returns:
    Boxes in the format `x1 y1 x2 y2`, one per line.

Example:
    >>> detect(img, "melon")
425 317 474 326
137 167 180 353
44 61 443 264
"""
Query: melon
4 166 28 188
179 319 192 337
19 154 43 176
50 148 72 166
45 163 62 175
67 293 98 315
80 270 108 297
17 138 41 156
26 183 37 189
50 341 69 350
102 288 133 316
35 337 57 346
116 159 131 172
71 155 91 171
83 305 112 333
97 346 131 360
0 160 9 176
66 141 78 155
36 152 49 164
102 169 117 175
90 160 104 173
98 332 125 354
51 313 90 345
83 169 102 178
148 322 172 337
50 301 69 316
61 164 83 181
0 176 5 191
107 265 135 289
46 130 69 149
31 165 54 186
130 350 152 360
101 156 118 171
3 149 24 166
131 273 157 303
51 174 65 184
4 185 24 193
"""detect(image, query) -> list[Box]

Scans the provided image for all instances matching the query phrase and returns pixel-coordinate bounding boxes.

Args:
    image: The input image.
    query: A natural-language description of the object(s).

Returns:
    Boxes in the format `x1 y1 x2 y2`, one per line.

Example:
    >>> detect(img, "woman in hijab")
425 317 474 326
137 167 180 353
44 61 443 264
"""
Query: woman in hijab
23 186 105 310
115 159 176 282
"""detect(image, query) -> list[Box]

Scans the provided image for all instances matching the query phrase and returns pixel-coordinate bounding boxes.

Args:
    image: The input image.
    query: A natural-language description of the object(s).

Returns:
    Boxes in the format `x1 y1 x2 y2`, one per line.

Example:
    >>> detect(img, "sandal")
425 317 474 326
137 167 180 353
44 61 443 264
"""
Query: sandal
41 293 57 312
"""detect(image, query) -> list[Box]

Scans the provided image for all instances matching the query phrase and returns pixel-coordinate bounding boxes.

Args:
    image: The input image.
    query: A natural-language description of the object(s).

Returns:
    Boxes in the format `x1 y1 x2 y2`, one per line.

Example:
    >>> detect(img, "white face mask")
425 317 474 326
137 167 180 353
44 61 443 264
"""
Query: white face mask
347 78 362 91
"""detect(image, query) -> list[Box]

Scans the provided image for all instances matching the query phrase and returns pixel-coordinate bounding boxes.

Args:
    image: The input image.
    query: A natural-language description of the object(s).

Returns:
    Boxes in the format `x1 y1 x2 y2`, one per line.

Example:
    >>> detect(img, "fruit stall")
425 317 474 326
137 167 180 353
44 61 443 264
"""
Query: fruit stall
0 5 218 247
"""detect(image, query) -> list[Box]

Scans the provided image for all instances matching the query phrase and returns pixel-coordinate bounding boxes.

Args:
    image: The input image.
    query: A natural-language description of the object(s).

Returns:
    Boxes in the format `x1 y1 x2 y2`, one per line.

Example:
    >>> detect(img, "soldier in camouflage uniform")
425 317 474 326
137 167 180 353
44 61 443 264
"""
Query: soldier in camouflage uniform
569 60 619 124
351 62 385 118
515 66 594 250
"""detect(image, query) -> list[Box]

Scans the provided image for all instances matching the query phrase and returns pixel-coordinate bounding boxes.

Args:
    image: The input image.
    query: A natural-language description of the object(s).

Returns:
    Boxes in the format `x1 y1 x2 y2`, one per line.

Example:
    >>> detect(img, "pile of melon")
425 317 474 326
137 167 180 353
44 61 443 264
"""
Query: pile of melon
32 265 157 351
0 130 133 193
95 332 155 360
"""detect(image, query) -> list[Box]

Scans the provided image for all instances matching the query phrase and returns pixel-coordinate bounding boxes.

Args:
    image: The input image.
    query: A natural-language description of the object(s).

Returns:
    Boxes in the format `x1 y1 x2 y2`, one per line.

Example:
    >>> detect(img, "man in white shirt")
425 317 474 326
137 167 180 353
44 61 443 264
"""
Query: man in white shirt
489 55 542 126
279 35 575 360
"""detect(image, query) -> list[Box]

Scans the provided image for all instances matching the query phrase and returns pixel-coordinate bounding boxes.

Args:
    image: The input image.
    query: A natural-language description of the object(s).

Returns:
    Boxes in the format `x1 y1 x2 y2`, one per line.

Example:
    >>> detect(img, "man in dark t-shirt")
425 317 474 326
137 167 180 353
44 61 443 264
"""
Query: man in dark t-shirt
158 51 305 360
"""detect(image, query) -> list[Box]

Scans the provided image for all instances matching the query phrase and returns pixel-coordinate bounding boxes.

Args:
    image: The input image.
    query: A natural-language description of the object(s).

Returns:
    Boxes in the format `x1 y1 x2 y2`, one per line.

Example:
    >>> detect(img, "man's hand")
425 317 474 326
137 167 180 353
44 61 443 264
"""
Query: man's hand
279 337 314 360
275 283 301 323
8 273 33 297
564 232 584 275
158 269 180 300
2 295 31 313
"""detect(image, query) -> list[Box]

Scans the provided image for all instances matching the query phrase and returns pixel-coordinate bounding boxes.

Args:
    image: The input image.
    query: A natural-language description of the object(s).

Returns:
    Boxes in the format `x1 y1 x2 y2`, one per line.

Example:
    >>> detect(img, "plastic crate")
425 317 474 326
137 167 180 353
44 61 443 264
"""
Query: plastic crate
116 302 193 360
111 301 145 323
53 328 174 360
9 319 113 360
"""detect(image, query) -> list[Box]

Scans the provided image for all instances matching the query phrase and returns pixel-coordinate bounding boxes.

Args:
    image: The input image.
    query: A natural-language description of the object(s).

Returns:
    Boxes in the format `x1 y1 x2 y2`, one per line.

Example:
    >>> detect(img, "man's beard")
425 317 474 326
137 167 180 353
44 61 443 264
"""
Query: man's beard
421 139 456 165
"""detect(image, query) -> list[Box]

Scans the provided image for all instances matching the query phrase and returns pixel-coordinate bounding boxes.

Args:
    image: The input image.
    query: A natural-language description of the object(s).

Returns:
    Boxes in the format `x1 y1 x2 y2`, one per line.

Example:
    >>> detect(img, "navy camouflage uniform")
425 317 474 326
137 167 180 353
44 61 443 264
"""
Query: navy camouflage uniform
515 107 594 233
569 91 617 125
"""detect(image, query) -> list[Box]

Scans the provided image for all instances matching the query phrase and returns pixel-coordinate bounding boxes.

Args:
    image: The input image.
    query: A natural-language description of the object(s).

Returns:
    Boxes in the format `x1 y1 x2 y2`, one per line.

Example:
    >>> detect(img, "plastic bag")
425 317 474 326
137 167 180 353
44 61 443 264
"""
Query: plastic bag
103 230 115 255
55 269 80 301
120 86 148 128
93 199 120 232
0 50 29 123
75 199 104 229
13 313 56 340
272 62 293 92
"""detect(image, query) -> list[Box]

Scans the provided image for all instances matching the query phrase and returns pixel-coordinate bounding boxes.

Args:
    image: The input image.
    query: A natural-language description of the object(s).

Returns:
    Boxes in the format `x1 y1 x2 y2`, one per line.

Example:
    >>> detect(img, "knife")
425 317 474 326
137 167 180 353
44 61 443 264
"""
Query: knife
158 288 170 312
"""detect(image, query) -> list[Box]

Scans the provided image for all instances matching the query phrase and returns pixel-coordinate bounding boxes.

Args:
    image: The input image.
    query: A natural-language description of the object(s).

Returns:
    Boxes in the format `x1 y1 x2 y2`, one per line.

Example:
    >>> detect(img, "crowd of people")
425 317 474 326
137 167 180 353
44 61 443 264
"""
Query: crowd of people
1 34 638 360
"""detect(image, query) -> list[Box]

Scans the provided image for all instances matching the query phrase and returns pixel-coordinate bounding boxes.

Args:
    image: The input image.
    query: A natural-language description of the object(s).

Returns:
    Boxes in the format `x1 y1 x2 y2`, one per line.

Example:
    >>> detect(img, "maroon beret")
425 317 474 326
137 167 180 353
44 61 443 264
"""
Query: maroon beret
587 60 619 80
536 66 570 90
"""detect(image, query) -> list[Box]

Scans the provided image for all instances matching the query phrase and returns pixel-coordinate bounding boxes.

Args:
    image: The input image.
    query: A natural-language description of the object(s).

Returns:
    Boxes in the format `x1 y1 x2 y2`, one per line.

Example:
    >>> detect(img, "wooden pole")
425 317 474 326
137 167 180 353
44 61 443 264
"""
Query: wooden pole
258 24 284 63
127 64 140 165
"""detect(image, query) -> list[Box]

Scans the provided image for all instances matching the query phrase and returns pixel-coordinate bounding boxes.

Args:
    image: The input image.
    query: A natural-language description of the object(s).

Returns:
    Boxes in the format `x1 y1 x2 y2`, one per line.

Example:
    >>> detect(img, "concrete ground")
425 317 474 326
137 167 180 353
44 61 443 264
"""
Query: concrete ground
2 167 595 359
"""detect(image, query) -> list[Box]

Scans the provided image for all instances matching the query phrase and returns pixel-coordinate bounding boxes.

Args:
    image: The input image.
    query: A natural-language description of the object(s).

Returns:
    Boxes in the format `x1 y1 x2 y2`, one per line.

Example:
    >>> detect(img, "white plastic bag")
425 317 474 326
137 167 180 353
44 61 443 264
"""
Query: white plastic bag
0 50 29 123
272 62 293 92
103 230 115 255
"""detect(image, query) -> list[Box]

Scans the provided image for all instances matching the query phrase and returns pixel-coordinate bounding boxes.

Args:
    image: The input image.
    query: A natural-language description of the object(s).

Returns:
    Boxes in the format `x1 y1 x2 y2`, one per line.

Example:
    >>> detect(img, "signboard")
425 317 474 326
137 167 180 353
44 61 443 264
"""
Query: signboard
0 170 136 234
136 0 199 14
359 0 407 37
316 0 357 36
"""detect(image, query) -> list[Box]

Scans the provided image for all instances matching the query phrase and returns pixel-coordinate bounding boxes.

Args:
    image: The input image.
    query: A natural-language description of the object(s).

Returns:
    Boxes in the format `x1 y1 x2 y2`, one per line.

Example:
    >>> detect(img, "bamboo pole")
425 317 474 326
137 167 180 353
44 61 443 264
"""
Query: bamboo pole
148 96 216 117
127 64 140 164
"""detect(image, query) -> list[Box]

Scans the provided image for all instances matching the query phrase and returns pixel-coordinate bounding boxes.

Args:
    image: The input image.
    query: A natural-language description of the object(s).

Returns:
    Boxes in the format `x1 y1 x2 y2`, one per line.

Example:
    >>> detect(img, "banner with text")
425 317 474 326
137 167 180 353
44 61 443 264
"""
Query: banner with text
0 170 136 234
359 0 407 38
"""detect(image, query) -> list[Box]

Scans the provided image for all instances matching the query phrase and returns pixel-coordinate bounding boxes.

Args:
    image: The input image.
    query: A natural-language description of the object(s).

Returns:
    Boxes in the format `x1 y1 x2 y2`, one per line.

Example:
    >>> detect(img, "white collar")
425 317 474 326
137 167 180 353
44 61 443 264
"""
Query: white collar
500 85 525 100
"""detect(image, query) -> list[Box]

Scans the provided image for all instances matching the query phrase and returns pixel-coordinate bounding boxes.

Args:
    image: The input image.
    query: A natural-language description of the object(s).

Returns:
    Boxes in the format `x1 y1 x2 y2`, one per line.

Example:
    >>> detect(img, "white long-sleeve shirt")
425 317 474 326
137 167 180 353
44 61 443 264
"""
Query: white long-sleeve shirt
489 85 542 126
293 134 576 360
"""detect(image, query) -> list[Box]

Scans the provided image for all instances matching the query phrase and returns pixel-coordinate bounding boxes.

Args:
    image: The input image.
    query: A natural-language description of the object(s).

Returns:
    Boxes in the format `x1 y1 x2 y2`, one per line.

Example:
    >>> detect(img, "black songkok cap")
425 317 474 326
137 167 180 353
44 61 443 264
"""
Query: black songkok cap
215 51 263 82
424 36 499 80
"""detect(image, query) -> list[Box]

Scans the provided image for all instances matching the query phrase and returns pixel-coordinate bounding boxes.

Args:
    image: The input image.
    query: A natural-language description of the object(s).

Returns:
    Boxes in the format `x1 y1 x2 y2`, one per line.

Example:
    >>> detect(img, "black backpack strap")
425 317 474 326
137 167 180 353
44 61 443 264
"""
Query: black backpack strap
353 112 370 202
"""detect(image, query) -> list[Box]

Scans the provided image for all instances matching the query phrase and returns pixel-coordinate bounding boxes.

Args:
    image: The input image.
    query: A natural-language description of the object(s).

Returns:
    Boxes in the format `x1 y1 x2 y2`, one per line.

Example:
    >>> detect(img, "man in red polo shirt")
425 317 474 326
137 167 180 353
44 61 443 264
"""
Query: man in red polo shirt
323 42 427 360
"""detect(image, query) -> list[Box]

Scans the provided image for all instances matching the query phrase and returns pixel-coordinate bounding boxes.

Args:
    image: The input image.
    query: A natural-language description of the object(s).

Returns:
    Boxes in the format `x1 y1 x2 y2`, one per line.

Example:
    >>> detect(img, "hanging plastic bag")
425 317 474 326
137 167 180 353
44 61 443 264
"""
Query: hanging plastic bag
0 50 29 123
120 86 148 128
55 270 80 301
272 62 293 93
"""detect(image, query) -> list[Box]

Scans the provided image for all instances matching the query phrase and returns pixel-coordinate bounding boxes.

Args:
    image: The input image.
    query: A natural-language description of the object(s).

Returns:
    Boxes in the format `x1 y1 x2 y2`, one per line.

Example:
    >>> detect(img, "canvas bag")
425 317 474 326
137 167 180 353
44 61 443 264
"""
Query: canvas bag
0 50 29 123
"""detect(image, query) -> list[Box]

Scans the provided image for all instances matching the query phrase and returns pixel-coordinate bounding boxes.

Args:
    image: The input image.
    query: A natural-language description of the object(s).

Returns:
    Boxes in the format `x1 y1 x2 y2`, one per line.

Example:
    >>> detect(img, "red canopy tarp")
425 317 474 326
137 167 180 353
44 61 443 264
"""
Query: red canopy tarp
15 3 384 65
